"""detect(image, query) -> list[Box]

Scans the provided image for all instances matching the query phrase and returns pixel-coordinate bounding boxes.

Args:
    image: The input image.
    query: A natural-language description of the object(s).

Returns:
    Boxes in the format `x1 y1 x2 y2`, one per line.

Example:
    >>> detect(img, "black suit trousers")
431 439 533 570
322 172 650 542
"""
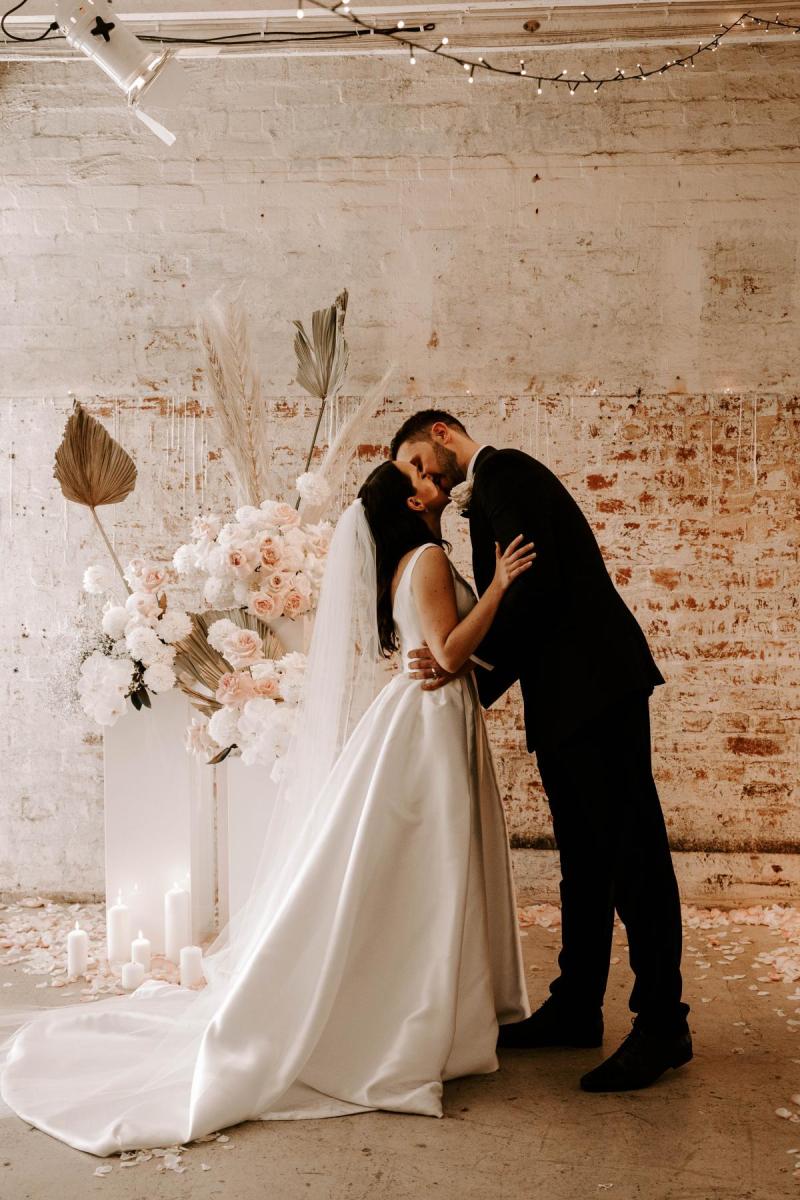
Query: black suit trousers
534 690 690 1035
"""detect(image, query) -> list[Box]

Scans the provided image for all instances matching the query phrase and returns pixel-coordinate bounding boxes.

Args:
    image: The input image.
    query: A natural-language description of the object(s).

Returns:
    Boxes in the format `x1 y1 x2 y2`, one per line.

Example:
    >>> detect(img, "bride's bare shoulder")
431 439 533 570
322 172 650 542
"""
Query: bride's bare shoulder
391 544 448 602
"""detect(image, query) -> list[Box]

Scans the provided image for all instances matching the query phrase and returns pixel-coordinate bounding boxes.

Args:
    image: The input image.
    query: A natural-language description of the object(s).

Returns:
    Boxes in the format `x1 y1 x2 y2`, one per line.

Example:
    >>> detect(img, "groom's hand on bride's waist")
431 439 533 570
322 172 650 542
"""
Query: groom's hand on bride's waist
408 645 476 691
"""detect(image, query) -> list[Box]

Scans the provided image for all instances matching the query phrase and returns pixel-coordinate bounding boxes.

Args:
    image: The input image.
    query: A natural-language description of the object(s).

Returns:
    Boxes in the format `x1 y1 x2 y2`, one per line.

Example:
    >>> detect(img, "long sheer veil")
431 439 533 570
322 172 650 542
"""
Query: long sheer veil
0 499 385 1146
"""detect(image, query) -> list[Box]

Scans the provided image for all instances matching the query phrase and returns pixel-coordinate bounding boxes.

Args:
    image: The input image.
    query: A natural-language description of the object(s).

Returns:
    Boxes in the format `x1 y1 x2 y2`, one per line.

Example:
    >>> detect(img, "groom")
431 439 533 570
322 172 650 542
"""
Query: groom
391 410 691 1093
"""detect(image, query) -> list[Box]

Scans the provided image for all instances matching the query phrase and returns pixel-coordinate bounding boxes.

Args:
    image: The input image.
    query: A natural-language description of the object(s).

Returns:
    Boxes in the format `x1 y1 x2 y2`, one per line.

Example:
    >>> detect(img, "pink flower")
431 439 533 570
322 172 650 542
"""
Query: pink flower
252 672 280 699
220 628 264 668
140 566 169 594
227 548 254 579
259 536 282 569
283 590 311 617
215 671 257 707
248 591 278 620
264 571 292 596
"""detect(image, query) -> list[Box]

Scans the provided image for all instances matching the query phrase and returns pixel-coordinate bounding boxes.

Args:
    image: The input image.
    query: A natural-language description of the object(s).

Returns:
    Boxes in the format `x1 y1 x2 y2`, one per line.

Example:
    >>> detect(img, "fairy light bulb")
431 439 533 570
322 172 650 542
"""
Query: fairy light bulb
442 35 449 44
408 44 416 65
468 65 475 82
397 18 405 27
296 0 304 18
536 78 542 94
520 59 526 74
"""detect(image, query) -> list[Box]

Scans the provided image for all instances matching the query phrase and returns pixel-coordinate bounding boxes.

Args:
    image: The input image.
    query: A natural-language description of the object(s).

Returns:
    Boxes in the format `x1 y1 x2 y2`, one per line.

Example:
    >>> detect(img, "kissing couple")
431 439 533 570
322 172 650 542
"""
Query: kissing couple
0 411 691 1157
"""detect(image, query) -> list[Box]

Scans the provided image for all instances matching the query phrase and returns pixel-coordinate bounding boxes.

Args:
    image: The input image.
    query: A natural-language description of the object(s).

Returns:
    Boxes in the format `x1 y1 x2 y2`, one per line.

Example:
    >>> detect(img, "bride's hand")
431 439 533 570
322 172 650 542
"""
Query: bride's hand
492 535 536 592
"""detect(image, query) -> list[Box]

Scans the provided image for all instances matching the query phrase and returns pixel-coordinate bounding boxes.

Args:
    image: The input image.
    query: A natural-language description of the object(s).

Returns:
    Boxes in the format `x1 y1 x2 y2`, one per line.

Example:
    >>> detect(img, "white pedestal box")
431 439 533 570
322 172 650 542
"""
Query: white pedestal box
215 756 278 931
103 689 217 957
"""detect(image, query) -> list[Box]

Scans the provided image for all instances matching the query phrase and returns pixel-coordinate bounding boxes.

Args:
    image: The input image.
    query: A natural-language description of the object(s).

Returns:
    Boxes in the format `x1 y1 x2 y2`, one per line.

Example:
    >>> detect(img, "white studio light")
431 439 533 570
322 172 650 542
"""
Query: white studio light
53 0 188 145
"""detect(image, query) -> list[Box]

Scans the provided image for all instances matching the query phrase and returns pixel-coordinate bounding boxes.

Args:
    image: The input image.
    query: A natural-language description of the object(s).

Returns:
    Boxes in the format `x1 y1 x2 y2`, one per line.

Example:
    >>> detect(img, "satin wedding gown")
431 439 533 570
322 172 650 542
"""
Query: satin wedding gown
1 543 529 1156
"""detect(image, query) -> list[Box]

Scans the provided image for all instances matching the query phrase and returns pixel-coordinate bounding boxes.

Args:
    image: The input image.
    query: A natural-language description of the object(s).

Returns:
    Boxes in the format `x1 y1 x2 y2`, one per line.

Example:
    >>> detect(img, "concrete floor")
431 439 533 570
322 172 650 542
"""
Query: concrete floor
1 915 798 1200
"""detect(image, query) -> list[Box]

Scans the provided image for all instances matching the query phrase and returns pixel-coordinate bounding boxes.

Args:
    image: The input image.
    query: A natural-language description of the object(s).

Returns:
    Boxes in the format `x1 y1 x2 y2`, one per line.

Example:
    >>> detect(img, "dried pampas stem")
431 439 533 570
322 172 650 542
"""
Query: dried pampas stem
53 401 137 593
198 285 274 508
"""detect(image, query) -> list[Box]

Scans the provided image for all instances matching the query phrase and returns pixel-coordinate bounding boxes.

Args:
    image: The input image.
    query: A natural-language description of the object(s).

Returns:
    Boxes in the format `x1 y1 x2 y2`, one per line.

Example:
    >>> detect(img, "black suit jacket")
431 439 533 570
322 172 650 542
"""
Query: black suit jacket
468 447 665 753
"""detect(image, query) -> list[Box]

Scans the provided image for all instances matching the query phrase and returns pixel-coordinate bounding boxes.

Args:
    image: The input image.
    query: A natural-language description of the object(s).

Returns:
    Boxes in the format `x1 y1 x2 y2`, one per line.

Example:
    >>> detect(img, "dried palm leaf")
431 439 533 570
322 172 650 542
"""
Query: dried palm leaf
299 365 394 524
53 400 137 590
172 607 283 716
293 289 350 476
198 285 274 507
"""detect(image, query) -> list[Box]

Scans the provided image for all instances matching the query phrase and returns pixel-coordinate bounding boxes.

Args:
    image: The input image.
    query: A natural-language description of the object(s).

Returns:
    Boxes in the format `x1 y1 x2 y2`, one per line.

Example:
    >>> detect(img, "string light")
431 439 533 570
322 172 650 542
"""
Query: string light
296 0 304 18
408 43 416 65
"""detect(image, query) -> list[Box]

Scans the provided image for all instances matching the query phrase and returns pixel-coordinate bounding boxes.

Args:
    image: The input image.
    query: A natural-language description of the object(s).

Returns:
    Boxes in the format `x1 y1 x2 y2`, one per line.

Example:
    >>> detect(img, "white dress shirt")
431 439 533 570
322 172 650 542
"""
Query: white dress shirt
466 445 493 672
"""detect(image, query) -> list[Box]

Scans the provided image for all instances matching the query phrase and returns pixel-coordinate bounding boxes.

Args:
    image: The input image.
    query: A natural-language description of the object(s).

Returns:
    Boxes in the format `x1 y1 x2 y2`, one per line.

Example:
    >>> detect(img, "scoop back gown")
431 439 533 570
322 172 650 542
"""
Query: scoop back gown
1 543 529 1156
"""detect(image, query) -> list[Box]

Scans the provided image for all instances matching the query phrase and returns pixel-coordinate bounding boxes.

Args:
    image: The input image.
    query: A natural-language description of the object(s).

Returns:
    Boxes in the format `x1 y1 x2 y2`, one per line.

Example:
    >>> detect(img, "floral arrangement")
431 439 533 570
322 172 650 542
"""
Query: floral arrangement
55 286 390 773
172 502 333 621
77 557 192 725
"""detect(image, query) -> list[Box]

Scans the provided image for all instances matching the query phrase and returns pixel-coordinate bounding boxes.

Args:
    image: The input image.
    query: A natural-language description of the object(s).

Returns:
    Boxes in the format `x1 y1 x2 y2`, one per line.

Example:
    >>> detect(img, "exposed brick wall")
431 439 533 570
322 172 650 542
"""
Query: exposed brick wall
0 44 798 893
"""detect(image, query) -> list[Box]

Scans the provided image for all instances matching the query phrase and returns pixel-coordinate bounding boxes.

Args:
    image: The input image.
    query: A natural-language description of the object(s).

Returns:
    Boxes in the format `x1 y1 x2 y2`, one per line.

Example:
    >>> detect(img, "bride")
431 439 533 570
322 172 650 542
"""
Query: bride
0 460 535 1157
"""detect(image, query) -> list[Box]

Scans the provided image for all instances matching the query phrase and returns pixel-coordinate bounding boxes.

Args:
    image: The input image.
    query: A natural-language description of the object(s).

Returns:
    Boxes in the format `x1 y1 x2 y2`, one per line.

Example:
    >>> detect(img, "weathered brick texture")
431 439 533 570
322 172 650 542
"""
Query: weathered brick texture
0 44 798 894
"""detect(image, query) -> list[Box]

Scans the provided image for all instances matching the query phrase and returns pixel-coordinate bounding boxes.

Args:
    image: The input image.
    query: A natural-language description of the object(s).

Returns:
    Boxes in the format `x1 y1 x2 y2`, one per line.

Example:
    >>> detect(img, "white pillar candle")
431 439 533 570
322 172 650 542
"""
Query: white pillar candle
67 921 89 979
164 881 191 964
131 929 151 972
121 960 145 991
179 945 204 988
107 889 130 963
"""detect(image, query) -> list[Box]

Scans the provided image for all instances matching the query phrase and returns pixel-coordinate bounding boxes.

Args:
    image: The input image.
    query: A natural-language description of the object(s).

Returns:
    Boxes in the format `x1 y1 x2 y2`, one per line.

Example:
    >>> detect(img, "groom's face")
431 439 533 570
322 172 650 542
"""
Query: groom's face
396 438 466 496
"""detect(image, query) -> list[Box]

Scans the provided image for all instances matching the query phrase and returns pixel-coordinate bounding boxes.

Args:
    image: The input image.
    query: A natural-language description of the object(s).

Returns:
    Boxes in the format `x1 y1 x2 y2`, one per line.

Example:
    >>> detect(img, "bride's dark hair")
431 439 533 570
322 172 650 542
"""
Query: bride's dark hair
358 461 447 657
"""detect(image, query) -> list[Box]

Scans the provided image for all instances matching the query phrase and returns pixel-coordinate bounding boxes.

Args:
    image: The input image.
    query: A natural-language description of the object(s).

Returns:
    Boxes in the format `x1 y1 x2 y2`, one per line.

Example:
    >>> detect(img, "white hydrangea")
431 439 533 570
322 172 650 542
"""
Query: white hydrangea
101 604 129 641
295 471 331 508
157 608 193 644
207 618 237 653
77 651 134 727
125 625 173 667
172 543 199 576
276 651 308 704
207 706 241 749
143 661 176 694
83 563 117 596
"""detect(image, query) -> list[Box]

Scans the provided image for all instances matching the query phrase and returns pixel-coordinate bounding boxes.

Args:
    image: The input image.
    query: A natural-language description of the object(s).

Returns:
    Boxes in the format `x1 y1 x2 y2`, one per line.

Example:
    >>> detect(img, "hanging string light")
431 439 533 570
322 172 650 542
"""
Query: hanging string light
296 5 800 96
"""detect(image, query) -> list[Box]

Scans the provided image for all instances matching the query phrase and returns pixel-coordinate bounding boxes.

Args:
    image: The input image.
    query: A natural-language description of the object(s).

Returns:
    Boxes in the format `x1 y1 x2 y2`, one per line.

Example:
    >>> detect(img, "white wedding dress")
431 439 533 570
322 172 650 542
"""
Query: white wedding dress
1 542 529 1156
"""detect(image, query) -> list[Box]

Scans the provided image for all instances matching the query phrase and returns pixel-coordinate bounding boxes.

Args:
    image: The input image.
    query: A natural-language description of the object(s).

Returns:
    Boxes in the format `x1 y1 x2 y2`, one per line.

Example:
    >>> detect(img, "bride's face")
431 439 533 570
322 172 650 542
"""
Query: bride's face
394 461 449 515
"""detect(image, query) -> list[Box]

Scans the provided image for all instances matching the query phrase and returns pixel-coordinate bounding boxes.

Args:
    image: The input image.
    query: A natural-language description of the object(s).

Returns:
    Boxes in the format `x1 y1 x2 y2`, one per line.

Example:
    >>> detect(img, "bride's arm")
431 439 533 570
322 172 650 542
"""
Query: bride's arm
412 540 534 676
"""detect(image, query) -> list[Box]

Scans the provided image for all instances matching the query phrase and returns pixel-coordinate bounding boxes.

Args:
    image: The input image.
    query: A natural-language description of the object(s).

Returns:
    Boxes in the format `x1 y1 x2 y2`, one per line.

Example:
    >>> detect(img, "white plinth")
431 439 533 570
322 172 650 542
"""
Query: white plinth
215 756 277 930
103 690 217 956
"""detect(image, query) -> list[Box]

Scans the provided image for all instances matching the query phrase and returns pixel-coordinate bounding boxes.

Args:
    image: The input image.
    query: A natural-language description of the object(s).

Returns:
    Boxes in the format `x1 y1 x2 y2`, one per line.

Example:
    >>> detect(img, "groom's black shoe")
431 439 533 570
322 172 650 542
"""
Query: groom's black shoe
497 999 603 1050
579 1025 693 1092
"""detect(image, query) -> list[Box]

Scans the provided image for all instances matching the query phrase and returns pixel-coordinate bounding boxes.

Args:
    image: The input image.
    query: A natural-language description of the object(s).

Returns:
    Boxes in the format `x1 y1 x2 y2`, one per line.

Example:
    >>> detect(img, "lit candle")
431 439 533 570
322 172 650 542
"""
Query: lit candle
121 960 145 991
180 945 204 988
164 881 191 964
131 929 151 972
107 889 130 963
67 921 89 978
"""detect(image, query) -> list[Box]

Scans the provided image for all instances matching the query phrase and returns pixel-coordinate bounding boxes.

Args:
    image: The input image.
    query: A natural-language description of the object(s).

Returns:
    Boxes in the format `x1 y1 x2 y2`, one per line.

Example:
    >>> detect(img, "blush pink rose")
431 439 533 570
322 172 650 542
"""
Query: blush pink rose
248 591 278 620
252 673 280 699
264 571 292 596
215 671 257 707
283 590 311 617
140 567 169 593
221 628 264 667
259 536 282 569
271 503 301 529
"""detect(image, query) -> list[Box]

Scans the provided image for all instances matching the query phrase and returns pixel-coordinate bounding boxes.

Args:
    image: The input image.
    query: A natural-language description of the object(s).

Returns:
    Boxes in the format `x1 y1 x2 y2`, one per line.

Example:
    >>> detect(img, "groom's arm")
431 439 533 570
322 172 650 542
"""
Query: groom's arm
472 454 555 668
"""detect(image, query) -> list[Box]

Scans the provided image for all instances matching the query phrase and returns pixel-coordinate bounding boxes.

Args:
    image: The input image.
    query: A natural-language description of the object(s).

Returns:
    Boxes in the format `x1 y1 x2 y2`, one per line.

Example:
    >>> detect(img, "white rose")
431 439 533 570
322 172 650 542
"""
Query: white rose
296 471 331 508
157 608 193 643
143 662 176 694
235 505 268 530
83 563 117 596
208 706 241 748
139 566 169 594
123 557 148 589
191 513 222 541
101 605 129 640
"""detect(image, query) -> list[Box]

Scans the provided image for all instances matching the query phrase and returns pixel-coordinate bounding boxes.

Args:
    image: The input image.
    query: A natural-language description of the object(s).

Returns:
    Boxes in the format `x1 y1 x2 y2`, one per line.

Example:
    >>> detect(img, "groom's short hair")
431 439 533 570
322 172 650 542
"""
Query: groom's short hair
390 410 468 459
